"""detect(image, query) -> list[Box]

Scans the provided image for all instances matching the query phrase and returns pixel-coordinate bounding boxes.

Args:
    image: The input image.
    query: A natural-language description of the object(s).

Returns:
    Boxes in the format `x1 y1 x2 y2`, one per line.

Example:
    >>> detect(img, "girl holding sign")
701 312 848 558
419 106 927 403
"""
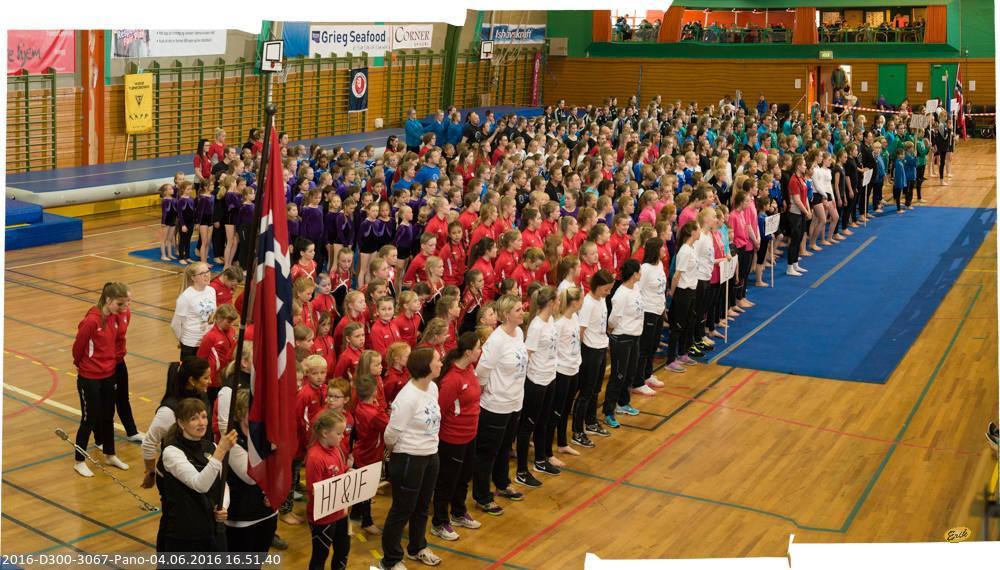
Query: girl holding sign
306 410 350 570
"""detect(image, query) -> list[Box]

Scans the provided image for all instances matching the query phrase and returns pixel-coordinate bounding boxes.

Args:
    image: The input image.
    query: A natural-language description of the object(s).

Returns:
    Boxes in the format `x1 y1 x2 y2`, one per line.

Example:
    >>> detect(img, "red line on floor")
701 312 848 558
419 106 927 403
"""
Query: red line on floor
3 349 60 418
486 370 758 569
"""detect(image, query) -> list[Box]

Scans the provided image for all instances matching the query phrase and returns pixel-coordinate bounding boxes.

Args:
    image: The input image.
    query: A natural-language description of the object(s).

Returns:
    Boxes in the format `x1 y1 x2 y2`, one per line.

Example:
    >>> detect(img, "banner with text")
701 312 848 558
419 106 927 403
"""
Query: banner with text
124 73 154 134
309 24 434 57
7 30 76 75
312 462 382 520
480 24 546 45
112 29 227 58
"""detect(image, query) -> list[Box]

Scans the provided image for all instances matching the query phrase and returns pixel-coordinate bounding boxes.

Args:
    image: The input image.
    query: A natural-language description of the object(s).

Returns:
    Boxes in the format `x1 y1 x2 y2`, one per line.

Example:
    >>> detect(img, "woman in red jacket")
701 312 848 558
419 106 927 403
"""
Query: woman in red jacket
429 332 483 541
73 282 131 477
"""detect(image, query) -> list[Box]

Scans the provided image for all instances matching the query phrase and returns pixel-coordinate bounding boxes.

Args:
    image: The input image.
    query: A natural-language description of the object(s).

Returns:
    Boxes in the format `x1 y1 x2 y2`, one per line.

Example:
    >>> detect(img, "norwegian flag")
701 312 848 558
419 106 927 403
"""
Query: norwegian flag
247 125 299 507
956 64 967 139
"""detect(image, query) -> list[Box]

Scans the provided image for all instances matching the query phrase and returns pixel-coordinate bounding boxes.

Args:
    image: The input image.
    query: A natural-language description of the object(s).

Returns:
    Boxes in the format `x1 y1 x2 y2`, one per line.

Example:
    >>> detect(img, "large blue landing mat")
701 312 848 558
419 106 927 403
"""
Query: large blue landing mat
714 206 995 383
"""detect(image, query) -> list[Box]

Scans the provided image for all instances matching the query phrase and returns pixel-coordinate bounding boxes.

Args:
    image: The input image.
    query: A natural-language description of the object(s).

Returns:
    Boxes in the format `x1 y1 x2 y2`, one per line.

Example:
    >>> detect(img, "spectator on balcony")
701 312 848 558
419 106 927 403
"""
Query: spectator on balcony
616 17 633 41
756 94 768 117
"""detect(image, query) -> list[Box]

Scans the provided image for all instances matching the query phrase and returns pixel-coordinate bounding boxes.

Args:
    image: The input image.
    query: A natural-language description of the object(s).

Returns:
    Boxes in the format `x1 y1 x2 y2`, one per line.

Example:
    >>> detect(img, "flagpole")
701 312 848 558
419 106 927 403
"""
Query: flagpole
216 26 277 506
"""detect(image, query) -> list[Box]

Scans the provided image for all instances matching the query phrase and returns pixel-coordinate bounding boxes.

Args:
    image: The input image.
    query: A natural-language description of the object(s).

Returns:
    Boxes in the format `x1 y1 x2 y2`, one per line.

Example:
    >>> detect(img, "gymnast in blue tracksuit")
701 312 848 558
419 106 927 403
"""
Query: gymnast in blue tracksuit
404 109 426 152
445 115 463 147
892 149 908 213
903 143 918 210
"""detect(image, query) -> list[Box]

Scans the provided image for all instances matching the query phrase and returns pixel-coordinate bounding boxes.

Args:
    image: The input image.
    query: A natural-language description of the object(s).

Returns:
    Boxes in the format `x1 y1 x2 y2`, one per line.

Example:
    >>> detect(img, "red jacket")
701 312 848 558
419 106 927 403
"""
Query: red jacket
333 345 362 380
73 307 118 379
538 219 556 242
197 324 236 388
370 319 401 357
352 401 389 468
521 228 543 253
609 232 632 276
295 382 327 458
578 260 598 294
312 334 336 378
209 278 233 307
312 293 338 320
403 253 429 287
458 210 478 245
437 364 481 445
471 257 498 301
562 233 579 257
493 249 520 282
424 215 449 254
439 241 467 287
113 307 131 362
468 223 494 253
595 241 615 274
391 312 421 348
306 441 348 524
510 264 536 300
332 312 365 356
383 367 410 406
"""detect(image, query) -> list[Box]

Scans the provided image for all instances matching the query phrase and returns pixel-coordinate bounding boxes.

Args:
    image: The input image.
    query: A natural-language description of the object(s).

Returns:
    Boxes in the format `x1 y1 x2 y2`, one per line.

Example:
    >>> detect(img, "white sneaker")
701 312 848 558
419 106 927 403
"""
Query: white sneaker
105 456 130 470
786 267 802 277
74 462 94 477
630 385 657 396
127 432 146 443
794 264 808 273
646 376 664 388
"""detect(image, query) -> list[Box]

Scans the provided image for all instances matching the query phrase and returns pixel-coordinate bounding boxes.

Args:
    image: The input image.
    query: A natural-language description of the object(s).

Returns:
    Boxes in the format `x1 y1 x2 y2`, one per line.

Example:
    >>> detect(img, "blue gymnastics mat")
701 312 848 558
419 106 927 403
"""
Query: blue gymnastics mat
713 206 995 383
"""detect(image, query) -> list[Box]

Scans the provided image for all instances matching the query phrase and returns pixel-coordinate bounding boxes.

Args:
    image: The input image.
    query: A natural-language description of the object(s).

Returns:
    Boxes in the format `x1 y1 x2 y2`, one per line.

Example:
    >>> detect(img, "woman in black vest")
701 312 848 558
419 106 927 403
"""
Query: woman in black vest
223 388 277 563
156 397 237 554
141 358 213 491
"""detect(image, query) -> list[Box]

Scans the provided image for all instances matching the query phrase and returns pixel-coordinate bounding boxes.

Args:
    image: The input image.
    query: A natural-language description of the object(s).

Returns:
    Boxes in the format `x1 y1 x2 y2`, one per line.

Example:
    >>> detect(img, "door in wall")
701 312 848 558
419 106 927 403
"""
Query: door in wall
930 63 958 108
877 63 907 107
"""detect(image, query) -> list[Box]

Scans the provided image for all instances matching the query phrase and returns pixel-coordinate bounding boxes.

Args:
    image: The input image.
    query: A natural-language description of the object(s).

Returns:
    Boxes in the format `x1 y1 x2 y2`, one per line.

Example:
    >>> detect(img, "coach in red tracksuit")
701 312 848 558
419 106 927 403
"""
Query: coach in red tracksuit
72 282 131 477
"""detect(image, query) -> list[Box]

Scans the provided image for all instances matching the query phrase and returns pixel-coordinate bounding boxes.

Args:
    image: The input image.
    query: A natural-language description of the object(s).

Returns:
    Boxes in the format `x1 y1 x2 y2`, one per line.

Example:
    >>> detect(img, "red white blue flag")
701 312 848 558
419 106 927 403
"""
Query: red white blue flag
247 125 299 507
956 64 966 139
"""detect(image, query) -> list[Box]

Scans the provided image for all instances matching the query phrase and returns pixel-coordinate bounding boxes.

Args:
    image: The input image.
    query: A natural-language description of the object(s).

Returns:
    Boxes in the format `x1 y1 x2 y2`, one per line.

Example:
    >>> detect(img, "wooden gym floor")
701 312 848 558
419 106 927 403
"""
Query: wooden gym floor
2 140 998 568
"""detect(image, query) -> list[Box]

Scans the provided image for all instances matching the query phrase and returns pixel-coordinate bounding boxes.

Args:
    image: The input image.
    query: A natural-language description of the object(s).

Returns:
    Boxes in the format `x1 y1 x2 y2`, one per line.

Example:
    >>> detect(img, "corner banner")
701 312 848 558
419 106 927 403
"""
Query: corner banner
124 73 154 134
7 30 76 75
349 67 369 112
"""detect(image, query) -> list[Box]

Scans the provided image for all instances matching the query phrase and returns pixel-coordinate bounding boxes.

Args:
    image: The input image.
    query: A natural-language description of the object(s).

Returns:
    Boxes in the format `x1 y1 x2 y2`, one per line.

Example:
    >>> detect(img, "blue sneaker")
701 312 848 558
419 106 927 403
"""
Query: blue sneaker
616 404 640 416
604 414 620 428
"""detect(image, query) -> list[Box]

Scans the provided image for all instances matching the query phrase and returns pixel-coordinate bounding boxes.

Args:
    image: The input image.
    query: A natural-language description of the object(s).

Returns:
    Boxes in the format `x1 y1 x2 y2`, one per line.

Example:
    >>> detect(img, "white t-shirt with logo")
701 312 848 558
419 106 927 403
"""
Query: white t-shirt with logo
525 315 558 386
638 262 668 314
578 294 609 349
174 286 217 347
555 314 582 376
387 381 441 456
475 326 528 414
608 284 644 337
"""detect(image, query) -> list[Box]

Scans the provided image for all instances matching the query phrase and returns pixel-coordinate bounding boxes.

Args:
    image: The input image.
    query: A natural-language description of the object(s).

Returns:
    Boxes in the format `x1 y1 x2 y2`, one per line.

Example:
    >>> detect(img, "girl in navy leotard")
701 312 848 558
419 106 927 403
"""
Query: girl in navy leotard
234 186 256 270
221 175 242 268
377 201 395 249
324 195 343 275
175 181 196 264
194 183 215 264
159 184 177 261
300 189 327 272
357 202 381 289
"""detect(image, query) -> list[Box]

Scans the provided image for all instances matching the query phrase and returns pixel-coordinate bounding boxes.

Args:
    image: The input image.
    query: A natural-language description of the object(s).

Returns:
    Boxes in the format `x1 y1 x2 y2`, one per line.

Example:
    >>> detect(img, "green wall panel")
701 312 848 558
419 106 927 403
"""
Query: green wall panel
546 10 592 58
959 0 995 57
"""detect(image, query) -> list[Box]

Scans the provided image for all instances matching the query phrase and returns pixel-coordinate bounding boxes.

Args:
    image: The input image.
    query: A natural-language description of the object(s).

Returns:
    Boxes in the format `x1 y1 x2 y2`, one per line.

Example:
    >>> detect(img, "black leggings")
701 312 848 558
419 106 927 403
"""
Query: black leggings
786 213 804 266
635 312 665 383
916 165 926 200
516 380 554 470
694 279 711 339
546 372 578 455
572 345 607 433
841 193 856 231
472 410 517 505
735 249 754 301
178 216 194 261
938 151 949 179
382 453 438 568
114 361 139 436
667 288 697 364
603 334 639 415
432 439 475 527
309 518 349 570
75 375 116 461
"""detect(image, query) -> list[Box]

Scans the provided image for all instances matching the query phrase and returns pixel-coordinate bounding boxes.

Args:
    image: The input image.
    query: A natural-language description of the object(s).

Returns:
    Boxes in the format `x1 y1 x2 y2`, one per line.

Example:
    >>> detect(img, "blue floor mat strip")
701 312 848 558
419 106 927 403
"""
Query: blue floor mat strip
715 206 995 383
7 106 542 193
